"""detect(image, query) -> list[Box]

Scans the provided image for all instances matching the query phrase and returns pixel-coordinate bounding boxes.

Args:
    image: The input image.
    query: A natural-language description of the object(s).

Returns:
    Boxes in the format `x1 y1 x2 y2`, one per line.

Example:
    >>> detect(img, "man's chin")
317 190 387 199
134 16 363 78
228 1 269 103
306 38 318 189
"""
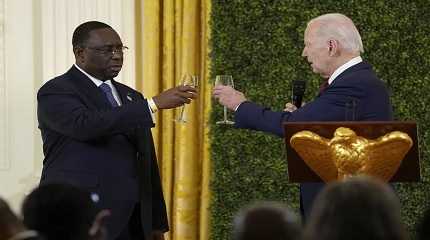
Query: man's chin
311 67 327 78
107 71 120 79
311 67 320 74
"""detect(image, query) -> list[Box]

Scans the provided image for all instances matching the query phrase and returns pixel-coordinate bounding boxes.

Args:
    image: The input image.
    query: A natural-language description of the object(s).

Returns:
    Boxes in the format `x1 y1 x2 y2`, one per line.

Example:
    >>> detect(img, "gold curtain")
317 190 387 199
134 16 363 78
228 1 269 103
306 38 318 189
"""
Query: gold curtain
135 0 211 239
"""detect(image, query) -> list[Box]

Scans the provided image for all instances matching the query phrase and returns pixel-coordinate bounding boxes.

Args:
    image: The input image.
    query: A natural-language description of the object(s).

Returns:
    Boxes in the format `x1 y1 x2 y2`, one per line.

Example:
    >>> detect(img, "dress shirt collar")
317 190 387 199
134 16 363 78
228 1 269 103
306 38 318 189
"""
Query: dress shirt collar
328 56 362 85
74 64 121 105
74 63 115 88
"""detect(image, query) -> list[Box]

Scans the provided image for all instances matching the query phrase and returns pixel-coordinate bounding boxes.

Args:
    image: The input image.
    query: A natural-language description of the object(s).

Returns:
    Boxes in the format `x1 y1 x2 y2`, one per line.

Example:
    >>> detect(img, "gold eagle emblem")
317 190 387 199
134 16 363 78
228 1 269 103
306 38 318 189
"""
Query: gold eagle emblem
290 127 413 182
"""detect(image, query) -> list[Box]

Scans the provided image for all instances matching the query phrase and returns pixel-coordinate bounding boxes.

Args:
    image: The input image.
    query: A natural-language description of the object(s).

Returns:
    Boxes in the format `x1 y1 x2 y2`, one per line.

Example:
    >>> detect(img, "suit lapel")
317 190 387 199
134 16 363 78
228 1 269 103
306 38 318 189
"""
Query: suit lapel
111 80 142 145
112 80 132 106
67 66 112 109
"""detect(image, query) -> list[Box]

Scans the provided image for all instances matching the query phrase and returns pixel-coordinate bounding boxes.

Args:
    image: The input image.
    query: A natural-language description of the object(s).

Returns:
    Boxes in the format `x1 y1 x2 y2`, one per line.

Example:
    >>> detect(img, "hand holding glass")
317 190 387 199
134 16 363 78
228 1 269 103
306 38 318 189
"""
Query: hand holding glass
215 75 235 125
175 74 199 123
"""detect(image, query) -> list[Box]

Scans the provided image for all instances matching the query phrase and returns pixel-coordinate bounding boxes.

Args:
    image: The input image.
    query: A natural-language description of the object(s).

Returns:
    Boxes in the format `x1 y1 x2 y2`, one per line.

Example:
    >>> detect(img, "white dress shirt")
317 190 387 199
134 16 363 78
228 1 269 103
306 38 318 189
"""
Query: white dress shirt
328 56 363 85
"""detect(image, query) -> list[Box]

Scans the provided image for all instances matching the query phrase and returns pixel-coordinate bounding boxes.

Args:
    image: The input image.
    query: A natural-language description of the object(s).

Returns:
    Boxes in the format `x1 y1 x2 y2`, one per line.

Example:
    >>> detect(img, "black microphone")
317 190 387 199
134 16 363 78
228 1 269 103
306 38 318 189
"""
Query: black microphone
292 80 306 108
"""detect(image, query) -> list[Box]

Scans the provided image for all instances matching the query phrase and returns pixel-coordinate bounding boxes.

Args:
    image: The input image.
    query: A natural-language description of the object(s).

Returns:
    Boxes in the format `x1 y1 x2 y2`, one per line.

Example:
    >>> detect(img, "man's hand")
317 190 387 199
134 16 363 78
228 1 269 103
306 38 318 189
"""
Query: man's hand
284 102 306 112
153 85 197 109
284 102 298 112
213 85 246 111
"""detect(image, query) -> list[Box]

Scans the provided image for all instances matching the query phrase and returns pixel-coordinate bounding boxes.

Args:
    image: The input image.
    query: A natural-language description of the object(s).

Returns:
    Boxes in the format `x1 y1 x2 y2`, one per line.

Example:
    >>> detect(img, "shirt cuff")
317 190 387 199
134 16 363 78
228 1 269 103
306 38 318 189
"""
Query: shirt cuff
148 97 159 112
147 98 158 123
234 101 245 112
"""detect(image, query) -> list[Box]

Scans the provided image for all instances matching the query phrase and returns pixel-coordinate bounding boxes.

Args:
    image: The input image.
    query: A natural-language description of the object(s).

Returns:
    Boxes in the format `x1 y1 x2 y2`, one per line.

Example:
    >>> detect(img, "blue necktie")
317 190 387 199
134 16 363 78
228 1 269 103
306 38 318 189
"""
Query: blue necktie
99 83 119 107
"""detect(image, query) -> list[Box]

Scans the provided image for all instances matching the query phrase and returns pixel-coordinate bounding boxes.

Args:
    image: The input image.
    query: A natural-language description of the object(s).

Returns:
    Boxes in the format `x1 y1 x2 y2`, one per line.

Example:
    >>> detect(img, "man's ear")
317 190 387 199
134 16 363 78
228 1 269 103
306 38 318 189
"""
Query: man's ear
327 39 339 57
73 46 85 64
88 209 111 240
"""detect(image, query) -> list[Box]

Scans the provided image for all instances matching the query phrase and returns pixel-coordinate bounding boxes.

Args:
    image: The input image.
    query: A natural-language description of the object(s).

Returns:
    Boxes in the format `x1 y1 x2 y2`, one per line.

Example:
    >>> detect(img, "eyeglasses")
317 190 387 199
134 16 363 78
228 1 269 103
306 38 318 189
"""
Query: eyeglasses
85 45 129 56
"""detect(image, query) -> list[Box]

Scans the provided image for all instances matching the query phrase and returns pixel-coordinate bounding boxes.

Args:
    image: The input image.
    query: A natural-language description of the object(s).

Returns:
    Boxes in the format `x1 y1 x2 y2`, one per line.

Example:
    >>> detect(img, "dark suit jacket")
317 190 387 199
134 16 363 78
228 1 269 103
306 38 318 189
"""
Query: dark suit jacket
234 61 393 217
37 66 168 239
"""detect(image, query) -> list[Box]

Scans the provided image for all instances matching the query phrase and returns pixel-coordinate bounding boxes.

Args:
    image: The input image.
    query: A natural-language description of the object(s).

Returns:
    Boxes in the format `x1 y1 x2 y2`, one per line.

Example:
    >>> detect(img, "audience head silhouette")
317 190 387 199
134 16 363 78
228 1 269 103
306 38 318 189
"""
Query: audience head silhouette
22 183 109 240
304 176 407 240
0 197 41 240
232 201 301 240
0 197 25 240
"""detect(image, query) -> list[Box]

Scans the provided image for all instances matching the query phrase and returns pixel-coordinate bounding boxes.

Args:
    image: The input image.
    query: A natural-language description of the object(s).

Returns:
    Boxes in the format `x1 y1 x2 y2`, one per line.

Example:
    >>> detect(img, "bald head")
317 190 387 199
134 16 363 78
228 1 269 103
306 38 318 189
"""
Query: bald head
308 13 363 54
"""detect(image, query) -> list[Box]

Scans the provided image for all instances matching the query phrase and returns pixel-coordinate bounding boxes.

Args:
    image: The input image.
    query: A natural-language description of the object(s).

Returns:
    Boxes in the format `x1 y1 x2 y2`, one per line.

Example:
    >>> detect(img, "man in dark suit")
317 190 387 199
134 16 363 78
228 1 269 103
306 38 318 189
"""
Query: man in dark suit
37 21 197 240
213 13 392 218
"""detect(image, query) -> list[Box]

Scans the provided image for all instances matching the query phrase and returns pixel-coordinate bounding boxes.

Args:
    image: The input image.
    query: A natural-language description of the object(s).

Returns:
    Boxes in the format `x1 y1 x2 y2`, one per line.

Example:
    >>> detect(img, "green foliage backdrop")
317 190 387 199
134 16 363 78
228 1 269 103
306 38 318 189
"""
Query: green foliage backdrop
209 1 430 239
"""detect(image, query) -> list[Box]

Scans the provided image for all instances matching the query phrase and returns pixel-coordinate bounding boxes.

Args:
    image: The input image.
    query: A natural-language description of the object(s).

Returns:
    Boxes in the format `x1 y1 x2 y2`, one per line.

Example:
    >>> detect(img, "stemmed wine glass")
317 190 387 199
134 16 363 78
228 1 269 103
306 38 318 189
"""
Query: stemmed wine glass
175 74 199 123
215 75 235 125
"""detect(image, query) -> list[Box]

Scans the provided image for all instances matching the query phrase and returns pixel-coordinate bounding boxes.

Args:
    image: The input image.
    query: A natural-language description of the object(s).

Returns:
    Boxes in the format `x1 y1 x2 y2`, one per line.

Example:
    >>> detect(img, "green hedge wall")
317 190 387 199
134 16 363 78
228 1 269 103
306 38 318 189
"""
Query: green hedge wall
209 1 430 239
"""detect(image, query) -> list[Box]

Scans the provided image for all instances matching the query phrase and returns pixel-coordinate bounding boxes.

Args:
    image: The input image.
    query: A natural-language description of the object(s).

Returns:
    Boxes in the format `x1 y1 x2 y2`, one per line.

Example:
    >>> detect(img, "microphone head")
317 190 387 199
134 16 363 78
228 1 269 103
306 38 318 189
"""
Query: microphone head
292 80 306 108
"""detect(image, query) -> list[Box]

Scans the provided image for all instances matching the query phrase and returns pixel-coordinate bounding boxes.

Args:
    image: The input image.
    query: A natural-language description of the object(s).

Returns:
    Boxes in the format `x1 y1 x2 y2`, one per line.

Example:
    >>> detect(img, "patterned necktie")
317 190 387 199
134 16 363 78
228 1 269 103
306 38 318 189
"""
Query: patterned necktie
319 80 329 94
99 83 119 107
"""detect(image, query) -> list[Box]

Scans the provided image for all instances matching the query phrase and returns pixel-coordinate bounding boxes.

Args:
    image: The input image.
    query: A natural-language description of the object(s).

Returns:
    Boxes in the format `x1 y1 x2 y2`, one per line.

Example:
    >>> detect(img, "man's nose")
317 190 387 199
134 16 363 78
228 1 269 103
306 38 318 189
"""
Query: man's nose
111 51 122 59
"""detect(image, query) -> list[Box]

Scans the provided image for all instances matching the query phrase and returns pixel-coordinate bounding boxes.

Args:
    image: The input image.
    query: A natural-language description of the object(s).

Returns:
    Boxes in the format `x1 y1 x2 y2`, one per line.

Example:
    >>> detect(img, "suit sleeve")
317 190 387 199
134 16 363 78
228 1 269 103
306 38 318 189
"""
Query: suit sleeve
37 83 155 141
234 101 291 137
234 89 359 137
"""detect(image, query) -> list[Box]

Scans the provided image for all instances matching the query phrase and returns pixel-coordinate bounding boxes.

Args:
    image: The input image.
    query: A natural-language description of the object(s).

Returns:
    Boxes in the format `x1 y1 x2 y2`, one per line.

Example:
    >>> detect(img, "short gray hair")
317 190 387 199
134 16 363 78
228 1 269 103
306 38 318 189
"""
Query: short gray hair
309 13 364 54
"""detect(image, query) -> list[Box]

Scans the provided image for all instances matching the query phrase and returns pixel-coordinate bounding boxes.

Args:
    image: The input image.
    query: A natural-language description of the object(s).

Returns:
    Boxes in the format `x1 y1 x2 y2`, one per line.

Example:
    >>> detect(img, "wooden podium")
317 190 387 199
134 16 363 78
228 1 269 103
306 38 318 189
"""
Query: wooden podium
283 121 421 183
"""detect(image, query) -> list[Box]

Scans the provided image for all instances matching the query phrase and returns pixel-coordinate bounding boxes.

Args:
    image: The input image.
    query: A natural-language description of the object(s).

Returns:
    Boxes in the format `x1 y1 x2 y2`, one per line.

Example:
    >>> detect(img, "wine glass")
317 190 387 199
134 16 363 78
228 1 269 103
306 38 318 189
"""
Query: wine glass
175 74 199 123
215 75 235 125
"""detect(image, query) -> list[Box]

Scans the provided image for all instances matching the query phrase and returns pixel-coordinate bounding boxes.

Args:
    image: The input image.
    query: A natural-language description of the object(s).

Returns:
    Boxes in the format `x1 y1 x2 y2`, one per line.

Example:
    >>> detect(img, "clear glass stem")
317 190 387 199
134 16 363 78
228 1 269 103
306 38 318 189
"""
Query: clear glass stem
178 105 186 122
223 106 228 122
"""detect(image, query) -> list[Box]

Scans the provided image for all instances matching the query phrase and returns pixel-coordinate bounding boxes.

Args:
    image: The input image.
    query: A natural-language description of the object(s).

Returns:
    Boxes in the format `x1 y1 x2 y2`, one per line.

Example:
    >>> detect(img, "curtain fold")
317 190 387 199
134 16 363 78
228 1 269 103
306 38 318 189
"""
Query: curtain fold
135 1 211 239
